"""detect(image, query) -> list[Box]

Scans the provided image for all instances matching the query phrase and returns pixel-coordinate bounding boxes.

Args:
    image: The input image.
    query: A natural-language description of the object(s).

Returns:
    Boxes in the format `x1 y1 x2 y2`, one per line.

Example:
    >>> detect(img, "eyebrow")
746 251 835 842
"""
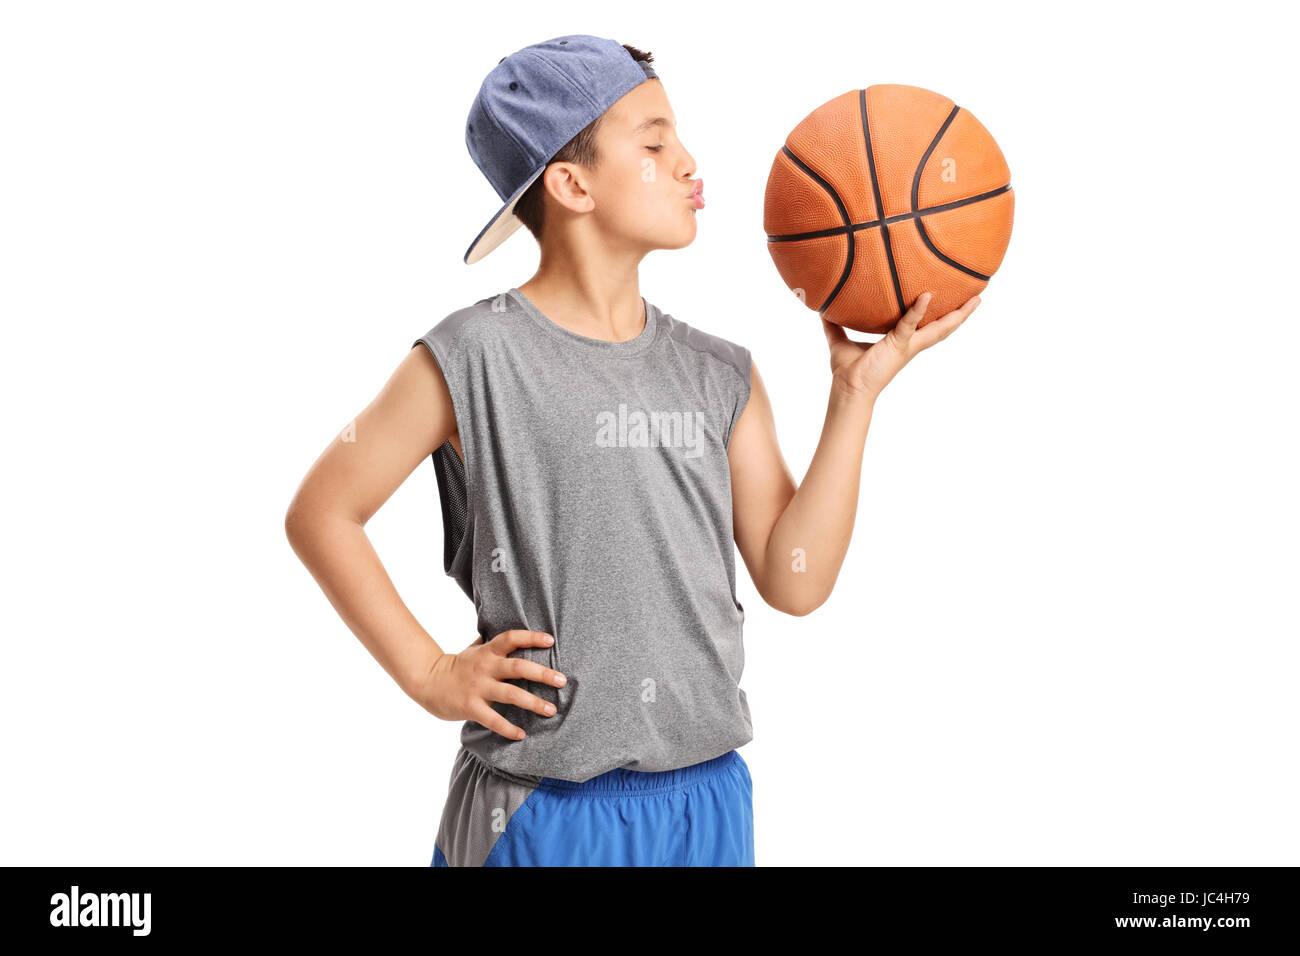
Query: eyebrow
631 116 674 135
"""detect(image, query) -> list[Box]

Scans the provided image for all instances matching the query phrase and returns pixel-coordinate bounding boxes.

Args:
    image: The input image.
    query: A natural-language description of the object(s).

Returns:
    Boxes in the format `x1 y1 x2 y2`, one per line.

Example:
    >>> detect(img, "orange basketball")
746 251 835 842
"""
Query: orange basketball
763 84 1014 333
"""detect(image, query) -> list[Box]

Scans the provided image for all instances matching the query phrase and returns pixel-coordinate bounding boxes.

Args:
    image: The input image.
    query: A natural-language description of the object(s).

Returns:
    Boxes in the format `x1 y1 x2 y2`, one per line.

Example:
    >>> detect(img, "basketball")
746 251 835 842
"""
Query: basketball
763 84 1014 334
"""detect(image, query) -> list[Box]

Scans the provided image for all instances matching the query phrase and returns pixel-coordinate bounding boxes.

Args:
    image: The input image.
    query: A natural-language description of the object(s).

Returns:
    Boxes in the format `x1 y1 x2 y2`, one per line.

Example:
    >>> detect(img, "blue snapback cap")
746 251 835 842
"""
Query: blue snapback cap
462 35 659 265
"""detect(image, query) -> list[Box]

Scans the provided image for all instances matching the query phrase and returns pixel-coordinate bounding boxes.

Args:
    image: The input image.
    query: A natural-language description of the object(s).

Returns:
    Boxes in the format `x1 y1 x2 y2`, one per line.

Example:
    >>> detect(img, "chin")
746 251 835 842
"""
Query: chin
637 213 697 253
656 234 695 253
666 218 699 250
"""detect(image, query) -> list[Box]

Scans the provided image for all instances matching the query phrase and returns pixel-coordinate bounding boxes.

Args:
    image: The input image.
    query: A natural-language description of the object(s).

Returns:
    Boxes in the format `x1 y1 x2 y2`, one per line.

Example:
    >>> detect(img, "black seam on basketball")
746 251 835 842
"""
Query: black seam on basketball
916 226 992 280
858 89 904 315
896 184 1011 223
779 145 854 312
767 223 856 242
765 185 1011 242
911 106 960 212
909 105 992 281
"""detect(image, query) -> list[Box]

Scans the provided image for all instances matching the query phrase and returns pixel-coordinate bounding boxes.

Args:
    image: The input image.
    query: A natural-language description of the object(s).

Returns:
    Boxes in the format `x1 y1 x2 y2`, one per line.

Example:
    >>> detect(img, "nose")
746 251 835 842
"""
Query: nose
677 144 696 181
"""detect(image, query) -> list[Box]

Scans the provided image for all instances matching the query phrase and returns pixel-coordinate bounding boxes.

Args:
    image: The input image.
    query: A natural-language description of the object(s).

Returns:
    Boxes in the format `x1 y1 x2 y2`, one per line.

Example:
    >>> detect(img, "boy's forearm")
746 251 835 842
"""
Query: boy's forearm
284 508 444 698
761 385 876 615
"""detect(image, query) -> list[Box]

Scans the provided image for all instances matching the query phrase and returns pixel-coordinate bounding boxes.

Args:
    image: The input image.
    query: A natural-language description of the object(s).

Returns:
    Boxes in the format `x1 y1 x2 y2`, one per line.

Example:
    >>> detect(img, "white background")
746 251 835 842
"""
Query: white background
3 0 1296 866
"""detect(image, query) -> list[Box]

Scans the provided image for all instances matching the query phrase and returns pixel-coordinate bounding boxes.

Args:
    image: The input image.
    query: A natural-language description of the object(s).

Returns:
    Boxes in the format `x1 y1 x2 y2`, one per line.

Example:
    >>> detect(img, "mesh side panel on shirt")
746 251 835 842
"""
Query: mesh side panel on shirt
431 439 469 573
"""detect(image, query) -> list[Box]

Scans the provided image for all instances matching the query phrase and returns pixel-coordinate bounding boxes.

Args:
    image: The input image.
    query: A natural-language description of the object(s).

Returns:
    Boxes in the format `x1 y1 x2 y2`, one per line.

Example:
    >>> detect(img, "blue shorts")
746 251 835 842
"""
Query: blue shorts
430 745 754 867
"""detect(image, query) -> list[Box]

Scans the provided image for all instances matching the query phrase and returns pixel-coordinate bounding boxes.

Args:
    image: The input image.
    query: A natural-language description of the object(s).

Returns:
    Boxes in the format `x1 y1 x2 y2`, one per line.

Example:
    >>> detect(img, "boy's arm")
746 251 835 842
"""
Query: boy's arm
729 291 981 616
283 345 456 695
728 359 874 617
284 344 565 740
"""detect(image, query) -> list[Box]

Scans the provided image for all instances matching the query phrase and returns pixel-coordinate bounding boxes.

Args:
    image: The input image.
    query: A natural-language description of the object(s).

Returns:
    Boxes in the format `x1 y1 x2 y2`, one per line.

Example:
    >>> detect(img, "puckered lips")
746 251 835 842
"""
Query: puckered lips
687 178 705 209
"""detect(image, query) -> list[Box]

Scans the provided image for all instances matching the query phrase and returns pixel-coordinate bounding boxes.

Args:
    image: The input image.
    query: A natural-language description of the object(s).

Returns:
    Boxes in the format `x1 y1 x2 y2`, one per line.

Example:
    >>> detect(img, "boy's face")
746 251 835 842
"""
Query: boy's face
578 80 700 254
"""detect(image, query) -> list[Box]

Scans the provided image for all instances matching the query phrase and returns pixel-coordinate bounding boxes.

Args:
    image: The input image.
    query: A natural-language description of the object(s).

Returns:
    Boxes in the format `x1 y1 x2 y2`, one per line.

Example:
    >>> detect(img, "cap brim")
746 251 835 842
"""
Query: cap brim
464 164 547 265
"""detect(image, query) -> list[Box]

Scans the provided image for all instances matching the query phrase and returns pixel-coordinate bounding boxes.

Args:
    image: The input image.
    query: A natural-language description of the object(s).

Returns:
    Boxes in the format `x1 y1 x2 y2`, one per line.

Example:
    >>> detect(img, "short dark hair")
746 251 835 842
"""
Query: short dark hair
512 44 656 244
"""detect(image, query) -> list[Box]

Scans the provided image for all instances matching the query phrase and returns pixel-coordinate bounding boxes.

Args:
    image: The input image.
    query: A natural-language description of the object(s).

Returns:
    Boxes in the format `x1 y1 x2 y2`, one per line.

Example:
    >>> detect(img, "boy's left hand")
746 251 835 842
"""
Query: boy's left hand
822 291 981 400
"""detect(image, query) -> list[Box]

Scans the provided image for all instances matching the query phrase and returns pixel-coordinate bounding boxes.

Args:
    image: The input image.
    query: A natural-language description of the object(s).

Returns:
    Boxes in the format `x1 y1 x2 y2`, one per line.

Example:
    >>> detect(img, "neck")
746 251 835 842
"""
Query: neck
518 243 647 344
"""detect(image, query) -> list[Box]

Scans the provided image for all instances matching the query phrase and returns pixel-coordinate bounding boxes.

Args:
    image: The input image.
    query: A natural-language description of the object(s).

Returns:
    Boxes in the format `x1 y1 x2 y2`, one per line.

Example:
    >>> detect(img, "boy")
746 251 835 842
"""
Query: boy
284 35 978 866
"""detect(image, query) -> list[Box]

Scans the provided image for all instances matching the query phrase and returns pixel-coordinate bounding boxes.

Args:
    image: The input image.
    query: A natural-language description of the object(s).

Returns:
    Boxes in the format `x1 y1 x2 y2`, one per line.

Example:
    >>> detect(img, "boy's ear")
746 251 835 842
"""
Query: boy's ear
544 163 594 213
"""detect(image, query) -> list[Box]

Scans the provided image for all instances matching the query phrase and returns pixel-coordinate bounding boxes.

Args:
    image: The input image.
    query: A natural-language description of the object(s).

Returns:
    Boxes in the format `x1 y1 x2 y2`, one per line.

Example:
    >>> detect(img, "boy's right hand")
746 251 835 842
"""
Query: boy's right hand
413 629 566 741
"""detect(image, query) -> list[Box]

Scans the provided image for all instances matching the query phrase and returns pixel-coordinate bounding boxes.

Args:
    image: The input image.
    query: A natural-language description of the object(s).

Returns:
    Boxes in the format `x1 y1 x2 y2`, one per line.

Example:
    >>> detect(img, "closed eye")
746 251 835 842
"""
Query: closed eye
646 145 663 152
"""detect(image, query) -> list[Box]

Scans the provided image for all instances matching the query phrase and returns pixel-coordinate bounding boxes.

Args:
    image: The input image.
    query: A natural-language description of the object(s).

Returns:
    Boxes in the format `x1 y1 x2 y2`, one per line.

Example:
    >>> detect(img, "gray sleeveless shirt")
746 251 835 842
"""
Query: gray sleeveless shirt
412 287 753 783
